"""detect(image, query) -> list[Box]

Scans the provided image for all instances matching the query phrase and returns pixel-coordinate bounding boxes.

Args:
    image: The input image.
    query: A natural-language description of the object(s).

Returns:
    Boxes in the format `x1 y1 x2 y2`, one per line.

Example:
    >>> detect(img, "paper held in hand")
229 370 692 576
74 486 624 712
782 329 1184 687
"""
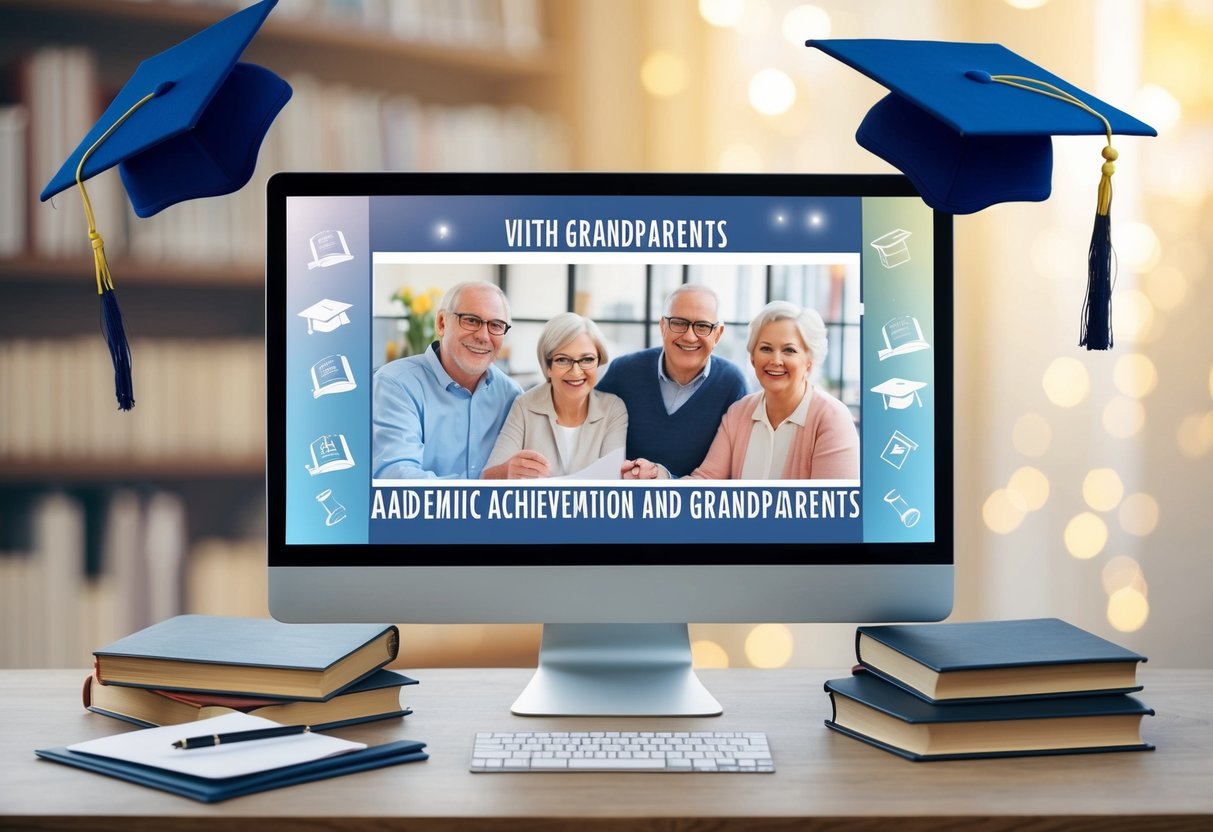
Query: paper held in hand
66 712 365 779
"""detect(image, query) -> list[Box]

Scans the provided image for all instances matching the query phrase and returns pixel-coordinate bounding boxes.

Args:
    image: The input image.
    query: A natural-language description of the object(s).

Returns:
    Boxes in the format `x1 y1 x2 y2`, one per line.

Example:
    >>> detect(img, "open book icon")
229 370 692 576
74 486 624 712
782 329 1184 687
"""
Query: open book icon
878 315 931 361
307 230 354 269
307 434 355 476
311 354 356 398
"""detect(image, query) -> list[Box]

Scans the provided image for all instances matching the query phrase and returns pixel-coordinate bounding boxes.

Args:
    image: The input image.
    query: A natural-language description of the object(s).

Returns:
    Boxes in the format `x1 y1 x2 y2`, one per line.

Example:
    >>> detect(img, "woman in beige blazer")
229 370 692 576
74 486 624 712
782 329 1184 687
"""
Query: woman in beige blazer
482 312 628 479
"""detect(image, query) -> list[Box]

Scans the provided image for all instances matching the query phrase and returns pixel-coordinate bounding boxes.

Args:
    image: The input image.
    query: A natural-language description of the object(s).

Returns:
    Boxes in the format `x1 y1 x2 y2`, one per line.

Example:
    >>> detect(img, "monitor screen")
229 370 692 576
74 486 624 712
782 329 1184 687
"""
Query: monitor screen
267 173 953 715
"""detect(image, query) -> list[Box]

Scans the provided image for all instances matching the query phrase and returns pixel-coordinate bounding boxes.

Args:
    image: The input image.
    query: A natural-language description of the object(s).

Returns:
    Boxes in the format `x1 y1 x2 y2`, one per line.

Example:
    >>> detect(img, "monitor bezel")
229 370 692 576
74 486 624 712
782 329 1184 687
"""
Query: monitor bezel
266 172 953 570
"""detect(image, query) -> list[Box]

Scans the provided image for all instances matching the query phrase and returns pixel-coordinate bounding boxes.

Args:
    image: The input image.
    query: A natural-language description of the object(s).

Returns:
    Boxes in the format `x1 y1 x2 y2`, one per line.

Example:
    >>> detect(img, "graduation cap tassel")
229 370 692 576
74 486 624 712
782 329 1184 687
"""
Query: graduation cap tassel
1081 144 1118 350
987 74 1118 350
74 89 161 411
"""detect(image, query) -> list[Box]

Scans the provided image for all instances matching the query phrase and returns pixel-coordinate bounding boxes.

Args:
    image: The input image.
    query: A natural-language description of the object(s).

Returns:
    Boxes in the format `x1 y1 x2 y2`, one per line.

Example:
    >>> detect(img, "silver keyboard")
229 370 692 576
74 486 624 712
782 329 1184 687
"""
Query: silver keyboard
470 730 773 772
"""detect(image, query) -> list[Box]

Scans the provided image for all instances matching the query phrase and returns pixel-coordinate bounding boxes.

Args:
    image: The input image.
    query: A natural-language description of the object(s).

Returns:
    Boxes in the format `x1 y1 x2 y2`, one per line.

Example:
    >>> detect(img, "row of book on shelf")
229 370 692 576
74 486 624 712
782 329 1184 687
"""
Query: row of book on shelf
40 614 426 803
824 618 1152 761
0 489 267 669
0 337 265 464
120 0 546 53
1 44 568 261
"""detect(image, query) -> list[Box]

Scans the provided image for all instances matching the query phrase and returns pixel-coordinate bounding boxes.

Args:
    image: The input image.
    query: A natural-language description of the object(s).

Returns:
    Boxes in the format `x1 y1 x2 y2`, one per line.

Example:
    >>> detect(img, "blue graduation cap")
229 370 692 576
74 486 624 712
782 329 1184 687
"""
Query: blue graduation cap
39 0 291 409
807 39 1157 350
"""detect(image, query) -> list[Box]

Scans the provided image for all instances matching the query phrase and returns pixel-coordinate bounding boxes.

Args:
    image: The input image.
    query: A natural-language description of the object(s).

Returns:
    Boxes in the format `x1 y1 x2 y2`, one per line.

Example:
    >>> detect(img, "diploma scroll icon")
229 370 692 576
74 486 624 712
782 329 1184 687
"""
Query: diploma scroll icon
883 488 921 528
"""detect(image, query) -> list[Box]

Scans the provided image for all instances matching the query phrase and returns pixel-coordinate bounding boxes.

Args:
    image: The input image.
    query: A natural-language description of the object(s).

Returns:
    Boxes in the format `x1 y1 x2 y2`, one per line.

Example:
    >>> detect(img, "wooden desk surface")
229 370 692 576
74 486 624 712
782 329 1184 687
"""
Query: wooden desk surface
1 668 1210 831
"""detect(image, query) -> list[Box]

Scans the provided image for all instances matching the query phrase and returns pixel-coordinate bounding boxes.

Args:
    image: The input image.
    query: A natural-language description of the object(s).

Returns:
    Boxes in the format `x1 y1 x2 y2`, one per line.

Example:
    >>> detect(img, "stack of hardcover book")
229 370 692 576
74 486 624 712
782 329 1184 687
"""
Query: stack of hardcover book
824 618 1153 761
83 615 416 731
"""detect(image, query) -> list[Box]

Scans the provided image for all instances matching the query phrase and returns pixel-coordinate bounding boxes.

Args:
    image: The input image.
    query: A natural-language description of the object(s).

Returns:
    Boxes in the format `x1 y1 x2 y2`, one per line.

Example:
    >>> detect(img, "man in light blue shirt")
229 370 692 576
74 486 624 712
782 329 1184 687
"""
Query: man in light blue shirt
373 281 523 479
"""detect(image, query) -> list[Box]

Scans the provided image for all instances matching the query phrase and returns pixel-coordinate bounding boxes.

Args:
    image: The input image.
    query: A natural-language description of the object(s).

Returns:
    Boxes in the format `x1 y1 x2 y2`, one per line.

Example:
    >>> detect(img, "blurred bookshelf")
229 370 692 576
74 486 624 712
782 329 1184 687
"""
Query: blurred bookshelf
0 0 608 668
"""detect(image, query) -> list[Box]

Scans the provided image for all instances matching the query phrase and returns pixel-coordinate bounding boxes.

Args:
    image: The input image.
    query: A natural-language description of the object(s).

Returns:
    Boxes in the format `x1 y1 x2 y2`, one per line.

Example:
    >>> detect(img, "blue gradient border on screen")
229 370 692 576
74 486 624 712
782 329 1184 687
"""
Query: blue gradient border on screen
267 173 953 567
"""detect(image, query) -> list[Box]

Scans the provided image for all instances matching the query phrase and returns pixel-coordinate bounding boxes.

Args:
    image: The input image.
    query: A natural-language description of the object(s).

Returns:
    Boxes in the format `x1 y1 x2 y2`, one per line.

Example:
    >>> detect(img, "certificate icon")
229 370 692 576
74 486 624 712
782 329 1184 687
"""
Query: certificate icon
880 431 919 470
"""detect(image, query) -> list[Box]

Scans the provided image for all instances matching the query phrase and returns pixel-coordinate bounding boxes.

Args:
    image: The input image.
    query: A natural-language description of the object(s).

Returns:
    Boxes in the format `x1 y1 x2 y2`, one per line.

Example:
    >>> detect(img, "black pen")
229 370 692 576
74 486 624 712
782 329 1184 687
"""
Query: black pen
171 724 312 750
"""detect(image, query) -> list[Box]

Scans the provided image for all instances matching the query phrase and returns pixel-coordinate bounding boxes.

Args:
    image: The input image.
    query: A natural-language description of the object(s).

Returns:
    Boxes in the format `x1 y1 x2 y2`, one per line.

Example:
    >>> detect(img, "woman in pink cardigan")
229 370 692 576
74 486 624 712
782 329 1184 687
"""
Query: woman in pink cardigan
684 300 859 480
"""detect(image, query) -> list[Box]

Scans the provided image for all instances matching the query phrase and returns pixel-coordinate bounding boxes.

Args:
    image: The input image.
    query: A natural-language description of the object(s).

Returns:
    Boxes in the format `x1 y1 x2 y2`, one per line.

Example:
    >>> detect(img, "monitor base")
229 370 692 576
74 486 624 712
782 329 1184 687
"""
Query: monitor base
511 623 723 716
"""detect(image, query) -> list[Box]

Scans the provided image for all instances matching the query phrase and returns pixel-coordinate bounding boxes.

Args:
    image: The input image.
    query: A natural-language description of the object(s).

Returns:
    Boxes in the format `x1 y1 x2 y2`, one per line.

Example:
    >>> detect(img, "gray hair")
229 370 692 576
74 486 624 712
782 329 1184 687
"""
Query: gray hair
662 283 720 317
746 301 828 365
536 312 609 371
438 280 511 321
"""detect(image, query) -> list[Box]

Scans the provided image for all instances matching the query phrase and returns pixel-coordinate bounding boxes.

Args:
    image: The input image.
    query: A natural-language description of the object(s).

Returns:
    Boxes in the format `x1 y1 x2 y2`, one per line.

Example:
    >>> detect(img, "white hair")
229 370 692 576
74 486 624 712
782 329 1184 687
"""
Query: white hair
438 280 511 320
536 312 609 371
746 300 828 365
662 283 720 317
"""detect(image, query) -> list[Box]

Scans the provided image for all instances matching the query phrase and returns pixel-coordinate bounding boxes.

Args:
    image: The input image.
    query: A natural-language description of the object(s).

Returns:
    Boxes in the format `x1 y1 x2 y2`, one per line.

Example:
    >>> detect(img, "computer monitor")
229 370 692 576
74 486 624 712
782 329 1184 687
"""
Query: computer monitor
267 173 953 716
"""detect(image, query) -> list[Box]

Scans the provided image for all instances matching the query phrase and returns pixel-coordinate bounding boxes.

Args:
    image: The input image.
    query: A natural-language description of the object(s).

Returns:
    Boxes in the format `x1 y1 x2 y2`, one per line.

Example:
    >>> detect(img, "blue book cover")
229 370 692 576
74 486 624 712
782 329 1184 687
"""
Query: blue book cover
93 616 400 700
36 740 427 803
825 672 1154 762
855 618 1146 703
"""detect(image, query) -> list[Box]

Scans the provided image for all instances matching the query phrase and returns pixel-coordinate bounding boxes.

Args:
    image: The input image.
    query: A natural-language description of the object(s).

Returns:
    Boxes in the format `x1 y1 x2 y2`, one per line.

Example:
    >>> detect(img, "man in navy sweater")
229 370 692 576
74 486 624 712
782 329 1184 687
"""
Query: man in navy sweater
597 285 748 478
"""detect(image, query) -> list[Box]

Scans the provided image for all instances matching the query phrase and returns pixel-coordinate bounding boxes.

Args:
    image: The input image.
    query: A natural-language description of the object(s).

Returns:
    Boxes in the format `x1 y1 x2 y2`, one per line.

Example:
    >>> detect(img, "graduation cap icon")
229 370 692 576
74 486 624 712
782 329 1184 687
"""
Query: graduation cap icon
870 228 912 268
298 299 353 335
807 39 1157 350
871 378 928 410
38 0 291 410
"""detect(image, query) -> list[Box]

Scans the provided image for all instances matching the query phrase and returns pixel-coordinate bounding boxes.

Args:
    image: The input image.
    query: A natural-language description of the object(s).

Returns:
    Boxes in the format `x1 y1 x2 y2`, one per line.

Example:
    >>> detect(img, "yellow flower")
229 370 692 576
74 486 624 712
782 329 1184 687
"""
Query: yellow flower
411 293 433 316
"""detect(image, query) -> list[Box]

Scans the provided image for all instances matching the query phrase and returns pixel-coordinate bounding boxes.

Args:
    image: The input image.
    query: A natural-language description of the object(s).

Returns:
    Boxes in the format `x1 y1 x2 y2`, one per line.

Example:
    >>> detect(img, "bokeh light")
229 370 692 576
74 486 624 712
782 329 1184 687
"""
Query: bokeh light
744 623 795 668
1005 0 1049 8
782 4 831 45
1012 412 1053 457
640 51 688 98
1103 396 1146 438
1042 357 1090 407
1107 586 1149 632
699 0 747 27
1117 222 1162 274
692 640 731 669
748 68 796 116
1102 555 1146 596
1177 411 1213 458
1064 512 1108 559
1119 492 1160 536
1007 466 1050 511
1113 353 1158 399
983 489 1026 534
1133 83 1182 133
1083 468 1125 512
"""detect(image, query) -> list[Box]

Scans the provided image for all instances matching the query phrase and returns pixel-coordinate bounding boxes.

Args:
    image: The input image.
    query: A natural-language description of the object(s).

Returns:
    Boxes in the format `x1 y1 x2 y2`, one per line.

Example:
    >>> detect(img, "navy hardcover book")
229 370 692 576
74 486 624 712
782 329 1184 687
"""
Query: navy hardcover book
87 668 418 730
93 615 400 700
35 739 427 802
855 618 1147 703
824 672 1154 761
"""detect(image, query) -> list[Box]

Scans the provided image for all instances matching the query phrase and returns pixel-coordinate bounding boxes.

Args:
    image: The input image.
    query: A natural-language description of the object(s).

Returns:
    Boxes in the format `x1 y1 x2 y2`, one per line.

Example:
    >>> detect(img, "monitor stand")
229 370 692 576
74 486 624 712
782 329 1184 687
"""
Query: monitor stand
510 623 723 716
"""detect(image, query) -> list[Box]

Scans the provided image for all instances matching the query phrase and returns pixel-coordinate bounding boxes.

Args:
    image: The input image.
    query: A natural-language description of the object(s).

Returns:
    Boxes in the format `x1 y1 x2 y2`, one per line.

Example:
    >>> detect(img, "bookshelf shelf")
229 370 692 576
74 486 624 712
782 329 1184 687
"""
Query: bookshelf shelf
1 0 558 86
0 256 263 287
0 457 264 482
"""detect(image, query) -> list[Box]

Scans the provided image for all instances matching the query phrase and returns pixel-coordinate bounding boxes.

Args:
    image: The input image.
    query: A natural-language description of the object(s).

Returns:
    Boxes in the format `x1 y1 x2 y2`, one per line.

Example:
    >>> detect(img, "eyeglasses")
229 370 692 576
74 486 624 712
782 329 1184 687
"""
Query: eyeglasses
663 316 719 337
451 312 511 336
548 355 599 371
